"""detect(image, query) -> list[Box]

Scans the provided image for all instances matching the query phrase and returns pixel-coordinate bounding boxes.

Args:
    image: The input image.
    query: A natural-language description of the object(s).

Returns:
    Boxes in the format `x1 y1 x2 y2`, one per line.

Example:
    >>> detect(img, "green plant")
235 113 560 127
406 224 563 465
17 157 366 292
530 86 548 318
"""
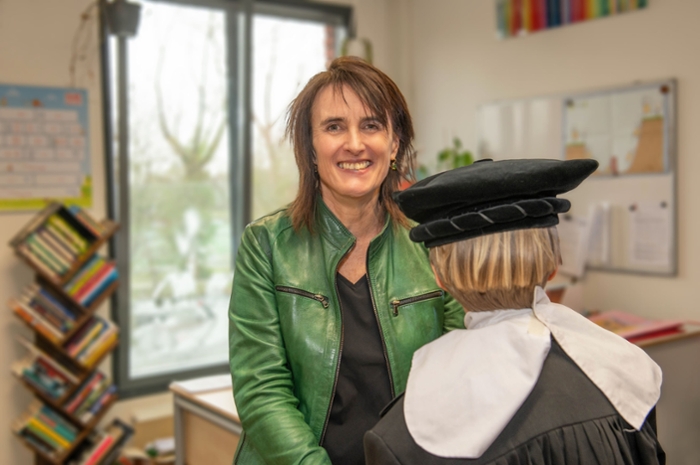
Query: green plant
437 137 474 171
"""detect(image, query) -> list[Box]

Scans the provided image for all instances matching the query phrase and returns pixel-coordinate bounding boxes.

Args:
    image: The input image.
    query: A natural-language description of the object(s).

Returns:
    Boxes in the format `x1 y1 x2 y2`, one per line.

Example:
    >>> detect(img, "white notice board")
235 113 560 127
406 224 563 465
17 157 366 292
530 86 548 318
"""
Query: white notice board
0 84 92 212
477 80 677 276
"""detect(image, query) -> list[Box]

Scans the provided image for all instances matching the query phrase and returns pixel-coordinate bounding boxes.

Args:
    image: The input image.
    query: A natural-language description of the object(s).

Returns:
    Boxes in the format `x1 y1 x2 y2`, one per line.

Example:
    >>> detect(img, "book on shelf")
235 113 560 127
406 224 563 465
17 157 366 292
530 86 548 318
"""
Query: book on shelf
13 354 74 401
66 418 134 465
15 336 80 384
15 401 80 457
62 256 118 308
9 203 114 285
62 371 117 424
16 283 78 334
10 297 65 344
588 310 685 343
63 316 119 365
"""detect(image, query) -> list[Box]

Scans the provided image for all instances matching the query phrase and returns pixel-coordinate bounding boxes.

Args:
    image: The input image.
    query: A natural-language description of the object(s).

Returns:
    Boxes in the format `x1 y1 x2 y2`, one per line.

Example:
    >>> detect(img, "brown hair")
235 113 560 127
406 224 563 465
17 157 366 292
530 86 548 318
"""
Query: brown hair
285 56 416 232
429 227 561 312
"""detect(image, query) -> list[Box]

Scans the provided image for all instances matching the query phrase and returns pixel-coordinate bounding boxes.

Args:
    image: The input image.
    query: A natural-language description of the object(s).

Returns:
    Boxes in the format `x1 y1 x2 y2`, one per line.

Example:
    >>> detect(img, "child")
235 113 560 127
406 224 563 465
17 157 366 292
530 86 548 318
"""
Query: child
364 158 665 465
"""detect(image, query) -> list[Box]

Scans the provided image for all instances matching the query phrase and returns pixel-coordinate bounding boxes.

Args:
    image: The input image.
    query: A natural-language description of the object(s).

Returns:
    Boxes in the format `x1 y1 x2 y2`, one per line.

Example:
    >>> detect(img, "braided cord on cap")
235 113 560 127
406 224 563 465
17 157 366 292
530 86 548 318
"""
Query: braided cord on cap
411 197 570 243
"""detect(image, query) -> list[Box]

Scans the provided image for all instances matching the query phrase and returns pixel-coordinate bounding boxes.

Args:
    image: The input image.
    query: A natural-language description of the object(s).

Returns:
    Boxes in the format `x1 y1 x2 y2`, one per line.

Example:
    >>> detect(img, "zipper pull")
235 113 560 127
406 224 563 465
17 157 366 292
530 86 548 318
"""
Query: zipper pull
315 295 330 308
391 300 400 316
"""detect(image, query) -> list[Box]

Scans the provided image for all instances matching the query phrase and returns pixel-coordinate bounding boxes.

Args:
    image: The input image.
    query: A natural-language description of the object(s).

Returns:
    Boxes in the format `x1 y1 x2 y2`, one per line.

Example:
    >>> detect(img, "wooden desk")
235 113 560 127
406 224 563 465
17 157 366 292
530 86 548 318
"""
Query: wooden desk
641 327 700 465
170 378 241 465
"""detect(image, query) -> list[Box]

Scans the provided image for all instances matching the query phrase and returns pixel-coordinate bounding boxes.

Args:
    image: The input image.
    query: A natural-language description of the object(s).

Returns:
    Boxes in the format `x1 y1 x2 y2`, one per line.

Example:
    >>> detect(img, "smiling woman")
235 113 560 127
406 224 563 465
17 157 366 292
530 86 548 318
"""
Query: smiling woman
228 56 466 465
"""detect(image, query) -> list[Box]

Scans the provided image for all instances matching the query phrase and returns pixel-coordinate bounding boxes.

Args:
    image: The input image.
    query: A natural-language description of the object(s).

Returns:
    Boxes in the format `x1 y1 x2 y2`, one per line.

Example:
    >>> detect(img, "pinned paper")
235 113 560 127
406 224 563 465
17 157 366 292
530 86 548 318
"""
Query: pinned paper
628 201 672 269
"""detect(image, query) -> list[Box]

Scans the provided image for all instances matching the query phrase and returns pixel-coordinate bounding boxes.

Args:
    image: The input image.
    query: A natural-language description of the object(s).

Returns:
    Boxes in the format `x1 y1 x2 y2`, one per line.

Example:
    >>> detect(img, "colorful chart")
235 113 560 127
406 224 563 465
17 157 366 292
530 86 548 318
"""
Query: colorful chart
0 84 91 211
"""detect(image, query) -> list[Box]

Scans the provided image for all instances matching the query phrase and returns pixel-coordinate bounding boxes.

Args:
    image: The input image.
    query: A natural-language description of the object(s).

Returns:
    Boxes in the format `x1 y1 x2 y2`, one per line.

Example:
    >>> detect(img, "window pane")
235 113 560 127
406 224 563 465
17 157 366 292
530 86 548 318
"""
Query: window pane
251 16 342 220
126 1 231 378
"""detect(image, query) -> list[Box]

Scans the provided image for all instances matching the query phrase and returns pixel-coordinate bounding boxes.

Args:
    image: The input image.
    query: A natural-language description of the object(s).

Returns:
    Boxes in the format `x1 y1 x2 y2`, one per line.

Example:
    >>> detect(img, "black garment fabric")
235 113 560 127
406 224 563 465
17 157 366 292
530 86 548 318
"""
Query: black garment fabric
364 339 665 465
323 274 393 465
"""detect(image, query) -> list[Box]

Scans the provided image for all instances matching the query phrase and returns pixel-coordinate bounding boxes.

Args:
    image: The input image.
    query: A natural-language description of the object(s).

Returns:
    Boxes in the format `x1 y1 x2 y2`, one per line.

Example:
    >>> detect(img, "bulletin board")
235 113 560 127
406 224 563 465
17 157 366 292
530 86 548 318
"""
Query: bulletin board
0 84 92 212
477 79 677 277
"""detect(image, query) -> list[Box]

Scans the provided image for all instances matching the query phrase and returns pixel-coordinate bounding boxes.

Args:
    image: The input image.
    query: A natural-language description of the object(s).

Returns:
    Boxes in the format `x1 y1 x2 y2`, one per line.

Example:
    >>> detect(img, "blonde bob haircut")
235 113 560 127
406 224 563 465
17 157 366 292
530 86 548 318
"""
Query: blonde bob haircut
429 226 561 312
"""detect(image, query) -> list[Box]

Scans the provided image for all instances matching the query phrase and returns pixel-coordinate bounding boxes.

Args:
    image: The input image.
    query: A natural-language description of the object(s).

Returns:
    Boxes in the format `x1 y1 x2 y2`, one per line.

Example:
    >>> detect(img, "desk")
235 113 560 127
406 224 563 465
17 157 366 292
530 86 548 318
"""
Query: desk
641 326 700 465
170 377 241 465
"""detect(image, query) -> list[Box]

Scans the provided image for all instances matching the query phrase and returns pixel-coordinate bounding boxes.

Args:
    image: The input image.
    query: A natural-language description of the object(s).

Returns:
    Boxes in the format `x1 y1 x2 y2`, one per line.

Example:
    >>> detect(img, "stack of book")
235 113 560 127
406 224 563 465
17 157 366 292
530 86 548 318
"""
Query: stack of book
12 337 80 401
16 401 79 459
67 419 134 465
10 284 78 343
63 372 117 424
62 256 118 308
64 316 119 367
12 209 97 281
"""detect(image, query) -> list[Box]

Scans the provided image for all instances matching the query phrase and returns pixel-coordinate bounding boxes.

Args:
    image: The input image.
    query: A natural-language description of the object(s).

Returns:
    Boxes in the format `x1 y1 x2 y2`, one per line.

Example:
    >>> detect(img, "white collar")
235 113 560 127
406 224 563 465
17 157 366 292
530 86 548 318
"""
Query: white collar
403 287 662 459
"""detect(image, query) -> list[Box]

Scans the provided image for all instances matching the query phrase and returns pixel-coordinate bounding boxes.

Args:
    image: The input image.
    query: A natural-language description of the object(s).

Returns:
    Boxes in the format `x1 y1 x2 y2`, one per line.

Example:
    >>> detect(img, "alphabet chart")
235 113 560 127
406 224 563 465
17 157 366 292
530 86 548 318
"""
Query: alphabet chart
0 84 91 211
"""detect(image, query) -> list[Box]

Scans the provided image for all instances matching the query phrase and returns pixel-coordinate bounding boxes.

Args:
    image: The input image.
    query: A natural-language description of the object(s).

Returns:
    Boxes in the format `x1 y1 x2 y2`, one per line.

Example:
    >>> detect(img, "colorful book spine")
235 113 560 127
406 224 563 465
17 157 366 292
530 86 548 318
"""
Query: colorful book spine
64 372 105 414
47 214 89 253
64 256 104 296
25 235 67 275
12 300 63 343
31 285 77 321
73 262 116 303
26 417 70 449
82 434 115 465
17 243 60 280
81 330 118 367
79 266 118 307
68 320 105 357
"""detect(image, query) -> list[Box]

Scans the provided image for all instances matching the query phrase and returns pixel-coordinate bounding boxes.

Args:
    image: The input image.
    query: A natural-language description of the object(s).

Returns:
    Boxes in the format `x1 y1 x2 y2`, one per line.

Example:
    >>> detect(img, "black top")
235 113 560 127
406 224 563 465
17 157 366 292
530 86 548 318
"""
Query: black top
323 274 393 465
364 339 666 465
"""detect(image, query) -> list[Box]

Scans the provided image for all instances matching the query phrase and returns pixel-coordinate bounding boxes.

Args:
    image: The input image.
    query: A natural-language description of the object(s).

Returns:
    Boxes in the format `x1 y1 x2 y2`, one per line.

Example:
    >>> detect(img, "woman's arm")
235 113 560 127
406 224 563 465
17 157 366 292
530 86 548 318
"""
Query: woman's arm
229 226 331 465
442 291 466 333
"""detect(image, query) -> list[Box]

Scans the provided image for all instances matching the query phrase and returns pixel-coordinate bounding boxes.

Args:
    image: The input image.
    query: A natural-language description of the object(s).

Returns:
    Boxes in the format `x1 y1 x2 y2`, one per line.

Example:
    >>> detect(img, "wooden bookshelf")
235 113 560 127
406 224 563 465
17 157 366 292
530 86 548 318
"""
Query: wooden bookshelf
7 202 127 465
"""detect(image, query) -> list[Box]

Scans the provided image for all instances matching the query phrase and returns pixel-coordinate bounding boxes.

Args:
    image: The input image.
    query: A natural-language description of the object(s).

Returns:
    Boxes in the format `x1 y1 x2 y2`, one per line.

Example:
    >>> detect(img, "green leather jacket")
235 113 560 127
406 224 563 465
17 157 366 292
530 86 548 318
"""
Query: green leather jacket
228 199 465 464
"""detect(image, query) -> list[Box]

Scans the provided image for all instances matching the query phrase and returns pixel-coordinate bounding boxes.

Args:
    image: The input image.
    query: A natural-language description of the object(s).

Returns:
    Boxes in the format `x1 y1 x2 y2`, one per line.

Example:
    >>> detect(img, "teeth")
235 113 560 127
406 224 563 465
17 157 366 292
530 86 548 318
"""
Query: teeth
338 161 371 170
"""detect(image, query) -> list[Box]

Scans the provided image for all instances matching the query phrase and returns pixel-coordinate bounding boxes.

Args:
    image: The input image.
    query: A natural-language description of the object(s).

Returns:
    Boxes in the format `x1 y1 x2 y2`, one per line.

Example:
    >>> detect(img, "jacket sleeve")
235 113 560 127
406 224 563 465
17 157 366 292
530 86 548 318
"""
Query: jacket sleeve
442 291 466 333
229 225 332 465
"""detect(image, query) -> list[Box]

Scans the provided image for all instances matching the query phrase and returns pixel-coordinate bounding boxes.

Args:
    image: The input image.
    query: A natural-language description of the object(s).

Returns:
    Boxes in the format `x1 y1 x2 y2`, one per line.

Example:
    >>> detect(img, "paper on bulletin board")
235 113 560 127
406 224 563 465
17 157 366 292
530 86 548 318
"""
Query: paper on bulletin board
557 214 591 278
586 202 611 267
628 201 673 269
0 84 92 211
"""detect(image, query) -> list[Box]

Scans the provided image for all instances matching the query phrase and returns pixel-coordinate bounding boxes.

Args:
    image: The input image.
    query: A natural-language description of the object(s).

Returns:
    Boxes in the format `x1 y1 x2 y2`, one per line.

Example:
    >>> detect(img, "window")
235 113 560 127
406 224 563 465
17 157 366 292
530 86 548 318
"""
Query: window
105 0 350 397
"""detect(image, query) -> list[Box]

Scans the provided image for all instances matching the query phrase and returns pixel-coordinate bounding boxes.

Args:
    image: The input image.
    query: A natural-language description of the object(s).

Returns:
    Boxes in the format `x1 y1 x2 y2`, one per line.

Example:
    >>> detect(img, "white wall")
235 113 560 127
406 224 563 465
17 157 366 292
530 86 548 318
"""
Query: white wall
408 0 700 320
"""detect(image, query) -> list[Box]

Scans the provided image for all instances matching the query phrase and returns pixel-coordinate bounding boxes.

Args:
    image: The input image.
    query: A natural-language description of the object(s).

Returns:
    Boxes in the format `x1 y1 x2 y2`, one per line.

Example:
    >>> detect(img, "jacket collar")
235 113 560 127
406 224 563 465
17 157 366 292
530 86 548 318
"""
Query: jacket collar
315 195 391 251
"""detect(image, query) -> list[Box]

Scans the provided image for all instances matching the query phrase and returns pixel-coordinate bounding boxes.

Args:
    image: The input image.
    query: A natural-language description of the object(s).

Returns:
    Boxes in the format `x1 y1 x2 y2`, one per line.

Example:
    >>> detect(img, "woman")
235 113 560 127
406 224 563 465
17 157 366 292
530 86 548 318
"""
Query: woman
229 56 465 465
364 159 664 465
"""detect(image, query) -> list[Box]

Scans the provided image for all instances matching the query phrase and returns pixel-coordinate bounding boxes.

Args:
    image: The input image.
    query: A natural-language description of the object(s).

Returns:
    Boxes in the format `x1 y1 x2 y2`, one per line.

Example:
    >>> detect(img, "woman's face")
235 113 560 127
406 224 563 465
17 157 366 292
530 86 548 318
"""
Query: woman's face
311 85 398 206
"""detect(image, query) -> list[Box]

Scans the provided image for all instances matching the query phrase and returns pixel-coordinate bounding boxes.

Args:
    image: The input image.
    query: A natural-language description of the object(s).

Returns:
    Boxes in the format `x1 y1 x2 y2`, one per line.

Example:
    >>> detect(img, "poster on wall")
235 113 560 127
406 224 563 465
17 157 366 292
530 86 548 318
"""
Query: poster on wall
563 83 671 177
0 84 91 212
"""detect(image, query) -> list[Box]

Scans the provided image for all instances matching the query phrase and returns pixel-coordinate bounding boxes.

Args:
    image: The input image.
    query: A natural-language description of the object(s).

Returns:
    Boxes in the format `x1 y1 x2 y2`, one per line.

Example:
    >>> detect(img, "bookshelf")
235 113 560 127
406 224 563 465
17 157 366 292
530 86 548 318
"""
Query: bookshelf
7 202 132 465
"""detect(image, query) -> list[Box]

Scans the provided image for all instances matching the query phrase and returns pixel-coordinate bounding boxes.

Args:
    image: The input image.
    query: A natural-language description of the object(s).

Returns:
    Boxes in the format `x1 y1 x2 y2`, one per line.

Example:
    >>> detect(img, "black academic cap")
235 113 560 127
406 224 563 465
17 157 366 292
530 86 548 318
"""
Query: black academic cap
394 158 599 248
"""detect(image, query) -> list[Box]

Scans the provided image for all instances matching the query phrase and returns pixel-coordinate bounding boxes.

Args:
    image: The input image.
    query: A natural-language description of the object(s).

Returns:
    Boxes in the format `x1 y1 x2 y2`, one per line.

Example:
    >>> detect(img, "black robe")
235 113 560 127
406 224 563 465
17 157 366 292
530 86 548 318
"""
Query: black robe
364 339 665 465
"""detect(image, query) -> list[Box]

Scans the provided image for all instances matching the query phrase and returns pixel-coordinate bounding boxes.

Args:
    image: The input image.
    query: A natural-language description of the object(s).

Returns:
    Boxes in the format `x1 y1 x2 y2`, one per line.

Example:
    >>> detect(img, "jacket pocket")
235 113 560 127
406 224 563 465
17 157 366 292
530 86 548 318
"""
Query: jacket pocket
275 286 329 308
390 290 443 316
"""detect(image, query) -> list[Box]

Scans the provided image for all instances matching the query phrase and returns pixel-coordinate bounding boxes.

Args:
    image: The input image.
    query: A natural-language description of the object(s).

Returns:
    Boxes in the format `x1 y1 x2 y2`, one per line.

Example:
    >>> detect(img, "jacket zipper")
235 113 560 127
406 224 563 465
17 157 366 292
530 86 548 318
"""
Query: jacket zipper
366 253 396 398
275 286 329 308
319 255 347 445
390 290 444 316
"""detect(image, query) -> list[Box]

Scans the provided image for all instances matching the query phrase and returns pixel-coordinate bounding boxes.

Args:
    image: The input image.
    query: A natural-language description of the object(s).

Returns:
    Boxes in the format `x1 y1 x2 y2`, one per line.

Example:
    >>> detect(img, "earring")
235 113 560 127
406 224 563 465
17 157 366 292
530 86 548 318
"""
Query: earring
390 159 398 171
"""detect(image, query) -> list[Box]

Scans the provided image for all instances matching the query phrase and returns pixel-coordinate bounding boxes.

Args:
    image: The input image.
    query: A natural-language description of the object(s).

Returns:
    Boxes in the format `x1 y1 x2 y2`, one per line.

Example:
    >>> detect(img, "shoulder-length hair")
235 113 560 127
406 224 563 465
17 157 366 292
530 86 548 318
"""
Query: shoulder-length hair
429 227 562 312
285 56 416 232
